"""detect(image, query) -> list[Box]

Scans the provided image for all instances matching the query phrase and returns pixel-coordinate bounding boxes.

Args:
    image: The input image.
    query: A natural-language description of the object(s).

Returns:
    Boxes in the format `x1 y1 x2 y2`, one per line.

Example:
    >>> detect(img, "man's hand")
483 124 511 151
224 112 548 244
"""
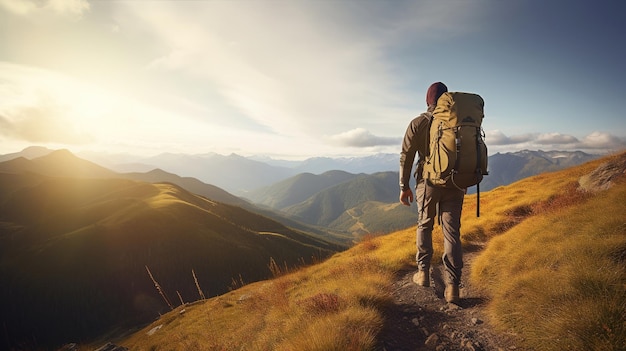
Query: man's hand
400 189 414 206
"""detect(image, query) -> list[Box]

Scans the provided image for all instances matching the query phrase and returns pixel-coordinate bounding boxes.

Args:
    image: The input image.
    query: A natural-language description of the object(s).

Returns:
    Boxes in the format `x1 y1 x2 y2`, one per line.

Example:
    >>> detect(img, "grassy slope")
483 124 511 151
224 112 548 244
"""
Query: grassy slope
245 170 357 209
329 201 414 236
471 168 626 348
284 172 399 227
120 230 411 351
0 175 342 348
120 153 625 351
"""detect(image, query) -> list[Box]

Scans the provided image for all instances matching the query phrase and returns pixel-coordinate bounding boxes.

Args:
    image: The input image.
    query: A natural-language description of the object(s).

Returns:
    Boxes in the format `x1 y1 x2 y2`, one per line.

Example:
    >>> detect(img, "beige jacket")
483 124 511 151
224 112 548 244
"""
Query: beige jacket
399 105 435 191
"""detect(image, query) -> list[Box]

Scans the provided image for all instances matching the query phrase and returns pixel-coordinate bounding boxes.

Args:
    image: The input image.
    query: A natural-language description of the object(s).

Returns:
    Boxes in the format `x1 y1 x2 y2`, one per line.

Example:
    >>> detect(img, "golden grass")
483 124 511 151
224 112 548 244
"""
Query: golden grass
471 176 626 351
460 155 607 243
121 234 394 350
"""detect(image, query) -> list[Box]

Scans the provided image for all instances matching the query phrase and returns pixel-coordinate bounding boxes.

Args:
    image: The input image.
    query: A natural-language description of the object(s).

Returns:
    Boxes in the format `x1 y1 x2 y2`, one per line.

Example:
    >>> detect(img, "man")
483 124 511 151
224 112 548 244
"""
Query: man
399 82 465 304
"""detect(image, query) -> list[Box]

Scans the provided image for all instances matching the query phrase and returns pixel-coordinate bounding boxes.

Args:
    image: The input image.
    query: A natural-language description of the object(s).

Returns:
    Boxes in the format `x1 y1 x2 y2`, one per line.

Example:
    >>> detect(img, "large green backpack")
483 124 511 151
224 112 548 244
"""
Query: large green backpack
422 92 488 213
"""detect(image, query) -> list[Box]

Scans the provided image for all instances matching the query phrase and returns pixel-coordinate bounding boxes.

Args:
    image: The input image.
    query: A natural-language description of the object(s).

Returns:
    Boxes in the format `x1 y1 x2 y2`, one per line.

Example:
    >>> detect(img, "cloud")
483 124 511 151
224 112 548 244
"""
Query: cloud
0 0 36 15
0 97 93 144
486 130 626 153
0 63 125 145
47 0 89 17
122 1 487 139
136 2 387 136
581 131 626 150
0 63 101 145
0 0 90 17
536 132 579 145
327 128 399 147
485 130 535 145
0 62 266 155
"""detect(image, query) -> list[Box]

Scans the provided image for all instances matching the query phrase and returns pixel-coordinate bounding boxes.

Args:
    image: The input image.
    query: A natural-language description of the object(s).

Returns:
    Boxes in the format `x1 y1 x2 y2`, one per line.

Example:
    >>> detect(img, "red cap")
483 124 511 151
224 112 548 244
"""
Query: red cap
426 82 448 106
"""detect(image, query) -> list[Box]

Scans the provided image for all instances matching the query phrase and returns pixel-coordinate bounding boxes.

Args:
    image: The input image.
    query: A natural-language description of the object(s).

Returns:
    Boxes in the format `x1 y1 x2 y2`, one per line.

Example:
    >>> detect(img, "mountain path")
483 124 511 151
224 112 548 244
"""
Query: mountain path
377 250 529 351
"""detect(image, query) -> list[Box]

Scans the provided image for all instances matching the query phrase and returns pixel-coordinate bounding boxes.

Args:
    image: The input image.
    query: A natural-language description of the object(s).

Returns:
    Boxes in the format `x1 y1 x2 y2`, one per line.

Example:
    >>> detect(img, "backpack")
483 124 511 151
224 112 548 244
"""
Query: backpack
422 92 488 215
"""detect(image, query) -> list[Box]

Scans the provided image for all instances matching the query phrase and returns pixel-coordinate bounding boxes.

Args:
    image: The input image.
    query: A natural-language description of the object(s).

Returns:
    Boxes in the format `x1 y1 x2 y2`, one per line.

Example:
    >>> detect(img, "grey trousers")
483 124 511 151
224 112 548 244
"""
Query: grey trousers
415 179 465 285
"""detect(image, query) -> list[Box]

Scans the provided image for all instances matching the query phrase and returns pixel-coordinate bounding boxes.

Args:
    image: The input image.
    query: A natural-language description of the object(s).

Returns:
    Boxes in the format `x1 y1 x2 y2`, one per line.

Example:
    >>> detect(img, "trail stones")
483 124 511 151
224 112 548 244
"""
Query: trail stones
425 333 440 348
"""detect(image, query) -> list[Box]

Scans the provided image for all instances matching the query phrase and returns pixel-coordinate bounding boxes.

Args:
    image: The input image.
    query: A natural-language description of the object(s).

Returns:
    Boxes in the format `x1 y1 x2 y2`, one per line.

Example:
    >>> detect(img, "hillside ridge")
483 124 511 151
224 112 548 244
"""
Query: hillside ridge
0 172 343 349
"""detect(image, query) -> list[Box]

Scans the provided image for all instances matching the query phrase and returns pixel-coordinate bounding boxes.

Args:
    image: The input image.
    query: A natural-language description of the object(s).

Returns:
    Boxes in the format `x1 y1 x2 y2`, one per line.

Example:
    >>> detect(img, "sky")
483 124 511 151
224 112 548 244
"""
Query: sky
0 0 625 160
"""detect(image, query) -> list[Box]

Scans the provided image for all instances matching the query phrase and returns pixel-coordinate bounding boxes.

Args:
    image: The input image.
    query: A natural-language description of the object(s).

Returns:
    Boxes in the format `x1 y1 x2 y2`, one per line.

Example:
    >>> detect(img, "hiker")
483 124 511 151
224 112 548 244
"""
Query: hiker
399 82 465 304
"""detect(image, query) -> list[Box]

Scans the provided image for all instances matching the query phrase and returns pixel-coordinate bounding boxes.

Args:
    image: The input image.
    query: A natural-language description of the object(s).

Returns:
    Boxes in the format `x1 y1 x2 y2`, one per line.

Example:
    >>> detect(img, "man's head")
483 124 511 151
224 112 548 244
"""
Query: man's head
426 82 448 107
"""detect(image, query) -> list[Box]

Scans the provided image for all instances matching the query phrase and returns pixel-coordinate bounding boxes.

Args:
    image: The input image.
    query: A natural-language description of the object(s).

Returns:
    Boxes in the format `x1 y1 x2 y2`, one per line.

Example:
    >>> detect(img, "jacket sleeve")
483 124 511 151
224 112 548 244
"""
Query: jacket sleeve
399 117 420 191
399 113 431 191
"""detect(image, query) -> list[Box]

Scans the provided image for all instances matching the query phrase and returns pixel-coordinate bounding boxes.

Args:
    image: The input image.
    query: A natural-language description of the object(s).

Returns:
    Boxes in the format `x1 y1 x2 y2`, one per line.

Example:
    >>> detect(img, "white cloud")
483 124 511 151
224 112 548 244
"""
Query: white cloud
326 128 399 148
485 130 625 154
485 130 534 145
121 1 486 140
47 0 89 17
581 131 626 150
134 3 386 136
0 62 278 156
0 0 89 17
0 97 93 144
0 63 115 144
0 0 35 15
536 132 579 145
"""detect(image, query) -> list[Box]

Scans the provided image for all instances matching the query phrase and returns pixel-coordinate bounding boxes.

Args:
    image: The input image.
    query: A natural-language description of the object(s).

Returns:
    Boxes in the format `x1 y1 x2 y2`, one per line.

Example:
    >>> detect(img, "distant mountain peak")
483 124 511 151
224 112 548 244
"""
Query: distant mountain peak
20 149 119 179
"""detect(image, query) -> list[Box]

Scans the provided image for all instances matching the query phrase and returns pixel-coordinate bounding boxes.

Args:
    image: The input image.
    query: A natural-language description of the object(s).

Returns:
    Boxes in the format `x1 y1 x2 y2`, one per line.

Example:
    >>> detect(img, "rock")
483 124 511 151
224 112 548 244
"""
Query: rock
411 318 420 327
474 341 485 351
578 153 626 192
464 340 484 351
425 333 440 348
455 331 466 339
471 317 483 325
442 303 462 311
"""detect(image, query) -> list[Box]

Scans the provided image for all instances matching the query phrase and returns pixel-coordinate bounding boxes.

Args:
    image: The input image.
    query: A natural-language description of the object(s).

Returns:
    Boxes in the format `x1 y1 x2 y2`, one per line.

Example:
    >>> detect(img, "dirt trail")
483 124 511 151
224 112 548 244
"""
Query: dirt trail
377 250 529 351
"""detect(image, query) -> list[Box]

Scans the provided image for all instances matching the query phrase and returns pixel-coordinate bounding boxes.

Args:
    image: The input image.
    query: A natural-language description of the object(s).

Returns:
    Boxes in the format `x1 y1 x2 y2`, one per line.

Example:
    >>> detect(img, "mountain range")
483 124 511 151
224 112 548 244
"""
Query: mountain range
3 147 602 197
478 149 600 192
80 149 401 195
243 150 601 235
87 148 602 195
248 171 415 236
0 147 603 239
0 151 344 348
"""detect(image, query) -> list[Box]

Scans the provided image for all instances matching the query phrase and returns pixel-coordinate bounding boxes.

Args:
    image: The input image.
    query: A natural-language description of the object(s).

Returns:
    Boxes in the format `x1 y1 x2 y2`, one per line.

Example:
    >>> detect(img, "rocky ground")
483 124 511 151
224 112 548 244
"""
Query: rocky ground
377 251 530 351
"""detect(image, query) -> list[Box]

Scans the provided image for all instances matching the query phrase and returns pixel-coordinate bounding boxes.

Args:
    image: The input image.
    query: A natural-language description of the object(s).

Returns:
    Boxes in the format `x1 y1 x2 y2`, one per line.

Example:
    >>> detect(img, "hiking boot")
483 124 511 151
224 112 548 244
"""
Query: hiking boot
445 284 460 304
413 270 430 287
